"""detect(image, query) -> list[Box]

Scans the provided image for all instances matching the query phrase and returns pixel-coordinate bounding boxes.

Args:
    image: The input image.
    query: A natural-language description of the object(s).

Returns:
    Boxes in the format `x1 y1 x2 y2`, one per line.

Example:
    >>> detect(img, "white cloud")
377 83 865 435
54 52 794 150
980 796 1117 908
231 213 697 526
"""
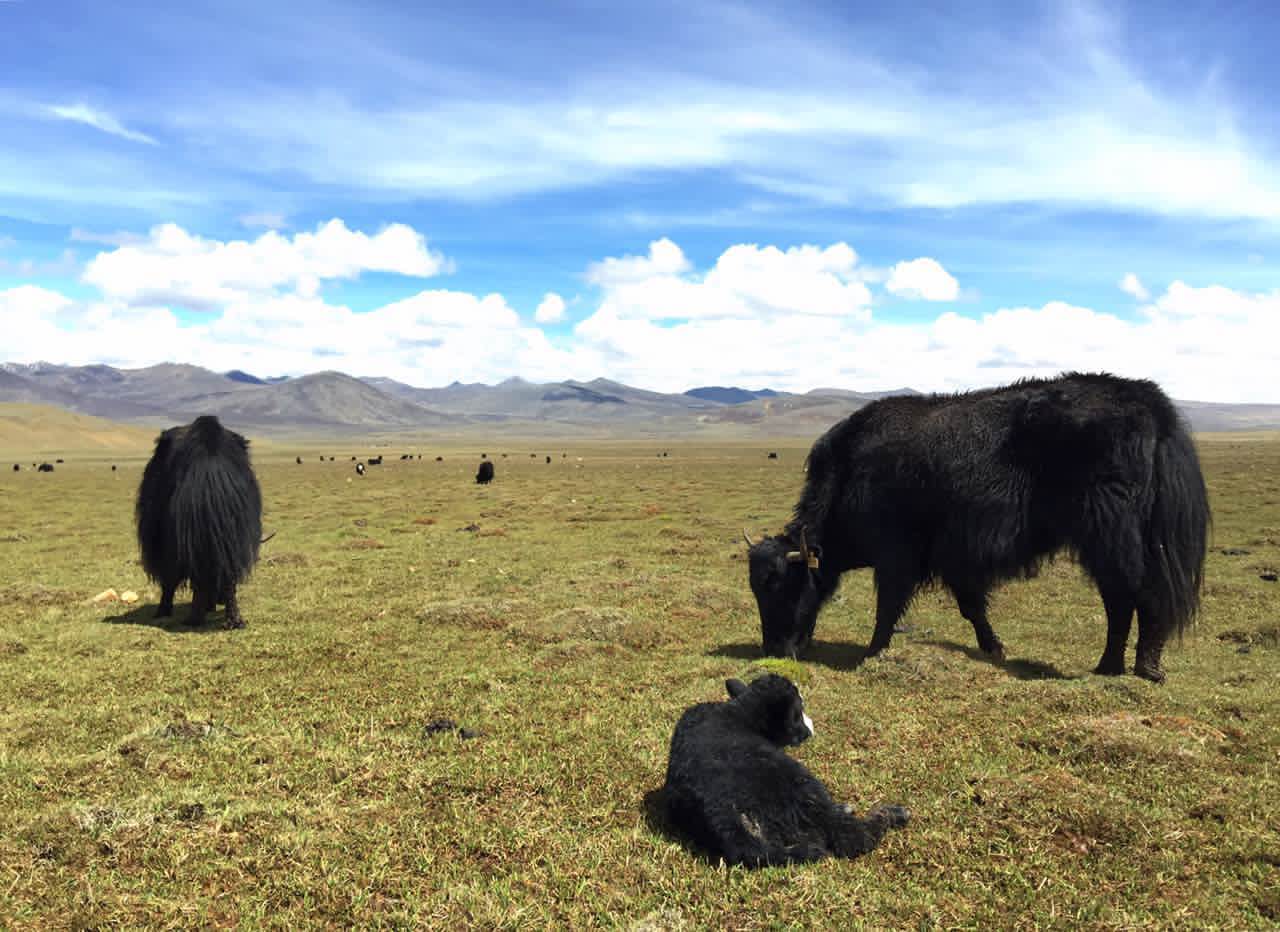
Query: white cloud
1119 272 1150 301
886 257 959 301
239 212 289 230
46 103 157 145
82 219 448 309
0 248 79 277
3 228 1279 403
70 228 146 247
534 292 566 324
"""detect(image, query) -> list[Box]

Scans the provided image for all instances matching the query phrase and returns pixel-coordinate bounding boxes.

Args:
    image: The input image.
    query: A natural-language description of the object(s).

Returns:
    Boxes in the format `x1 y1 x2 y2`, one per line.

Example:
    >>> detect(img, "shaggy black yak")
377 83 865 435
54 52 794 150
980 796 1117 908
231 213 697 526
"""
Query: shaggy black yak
662 674 909 867
476 460 495 484
745 373 1210 682
137 416 265 628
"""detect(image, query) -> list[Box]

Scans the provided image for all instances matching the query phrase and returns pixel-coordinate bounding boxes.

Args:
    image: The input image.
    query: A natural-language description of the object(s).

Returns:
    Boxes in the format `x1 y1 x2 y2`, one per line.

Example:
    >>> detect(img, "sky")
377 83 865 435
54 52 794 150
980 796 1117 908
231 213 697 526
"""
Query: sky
1 0 1278 401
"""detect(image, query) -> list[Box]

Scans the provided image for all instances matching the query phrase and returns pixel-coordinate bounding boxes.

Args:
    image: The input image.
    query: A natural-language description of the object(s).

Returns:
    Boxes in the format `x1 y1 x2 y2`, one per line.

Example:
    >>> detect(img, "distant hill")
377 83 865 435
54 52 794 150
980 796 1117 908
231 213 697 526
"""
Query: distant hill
3 361 1278 435
684 386 780 405
225 369 267 385
0 403 155 454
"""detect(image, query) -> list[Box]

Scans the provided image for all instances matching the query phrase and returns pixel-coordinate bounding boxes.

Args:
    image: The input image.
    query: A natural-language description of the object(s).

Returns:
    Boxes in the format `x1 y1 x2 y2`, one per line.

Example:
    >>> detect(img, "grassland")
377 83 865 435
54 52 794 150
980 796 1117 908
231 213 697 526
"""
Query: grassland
0 434 1276 930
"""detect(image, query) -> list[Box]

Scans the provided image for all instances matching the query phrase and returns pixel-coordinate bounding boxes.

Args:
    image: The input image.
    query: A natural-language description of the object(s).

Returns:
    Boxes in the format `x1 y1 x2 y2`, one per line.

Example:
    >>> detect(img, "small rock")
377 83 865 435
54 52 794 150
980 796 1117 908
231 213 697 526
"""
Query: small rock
458 728 483 740
423 719 458 736
119 590 139 604
91 588 119 604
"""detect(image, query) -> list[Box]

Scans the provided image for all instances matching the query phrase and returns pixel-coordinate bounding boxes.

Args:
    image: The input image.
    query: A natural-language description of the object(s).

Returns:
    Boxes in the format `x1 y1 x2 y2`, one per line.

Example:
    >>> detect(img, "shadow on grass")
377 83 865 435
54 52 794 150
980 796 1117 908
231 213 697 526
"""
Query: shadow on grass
919 638 1080 681
101 603 231 634
711 636 1078 680
641 787 714 866
707 639 870 672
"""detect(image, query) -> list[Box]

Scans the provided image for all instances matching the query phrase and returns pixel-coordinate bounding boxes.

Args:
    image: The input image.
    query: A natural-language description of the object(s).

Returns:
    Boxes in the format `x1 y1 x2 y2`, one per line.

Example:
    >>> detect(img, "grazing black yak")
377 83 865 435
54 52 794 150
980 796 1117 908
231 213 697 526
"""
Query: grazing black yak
476 460 495 484
295 456 302 465
662 674 909 867
37 462 54 472
368 455 383 466
356 462 365 476
12 463 18 472
137 416 264 628
745 373 1210 682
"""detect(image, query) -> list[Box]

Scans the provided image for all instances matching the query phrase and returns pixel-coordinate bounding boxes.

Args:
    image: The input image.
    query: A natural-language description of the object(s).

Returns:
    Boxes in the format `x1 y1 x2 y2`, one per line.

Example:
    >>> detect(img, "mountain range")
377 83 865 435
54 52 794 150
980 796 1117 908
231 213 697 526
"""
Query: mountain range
2 362 1278 435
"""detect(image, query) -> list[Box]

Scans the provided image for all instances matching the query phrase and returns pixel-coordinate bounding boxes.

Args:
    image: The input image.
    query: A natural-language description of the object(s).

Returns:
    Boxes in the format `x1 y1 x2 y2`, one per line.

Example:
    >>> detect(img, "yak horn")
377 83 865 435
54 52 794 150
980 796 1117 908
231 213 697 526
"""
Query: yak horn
260 530 277 544
785 550 804 562
742 528 758 548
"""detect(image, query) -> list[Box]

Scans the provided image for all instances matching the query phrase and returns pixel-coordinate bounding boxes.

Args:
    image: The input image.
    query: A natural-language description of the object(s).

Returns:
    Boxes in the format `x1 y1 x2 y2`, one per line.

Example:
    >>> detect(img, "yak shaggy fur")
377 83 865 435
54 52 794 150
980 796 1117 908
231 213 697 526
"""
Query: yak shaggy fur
136 416 263 628
747 372 1211 682
662 674 909 868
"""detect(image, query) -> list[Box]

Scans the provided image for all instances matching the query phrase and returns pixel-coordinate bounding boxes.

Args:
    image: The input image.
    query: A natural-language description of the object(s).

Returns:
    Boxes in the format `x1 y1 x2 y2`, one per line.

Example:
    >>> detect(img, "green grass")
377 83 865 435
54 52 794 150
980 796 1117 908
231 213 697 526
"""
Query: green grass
1 437 1277 930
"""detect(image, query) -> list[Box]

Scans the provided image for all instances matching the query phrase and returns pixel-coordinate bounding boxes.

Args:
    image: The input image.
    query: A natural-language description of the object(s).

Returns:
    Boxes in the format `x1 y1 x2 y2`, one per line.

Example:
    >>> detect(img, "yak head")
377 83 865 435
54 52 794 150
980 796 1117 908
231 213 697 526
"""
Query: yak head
744 527 823 659
725 674 814 747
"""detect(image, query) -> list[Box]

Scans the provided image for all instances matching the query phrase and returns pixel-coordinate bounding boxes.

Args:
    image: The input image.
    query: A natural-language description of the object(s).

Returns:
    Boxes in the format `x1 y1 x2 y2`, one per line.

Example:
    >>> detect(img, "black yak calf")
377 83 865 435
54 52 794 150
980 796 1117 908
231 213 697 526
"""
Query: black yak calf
12 463 18 472
37 462 54 472
476 460 495 484
137 416 264 628
662 674 909 867
746 373 1210 682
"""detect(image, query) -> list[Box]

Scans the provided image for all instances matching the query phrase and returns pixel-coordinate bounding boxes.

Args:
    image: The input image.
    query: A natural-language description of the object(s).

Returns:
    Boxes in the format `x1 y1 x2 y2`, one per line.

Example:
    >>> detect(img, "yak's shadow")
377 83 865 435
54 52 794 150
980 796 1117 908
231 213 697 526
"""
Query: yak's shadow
101 603 232 634
641 787 714 865
707 639 869 672
710 636 1076 680
919 638 1078 680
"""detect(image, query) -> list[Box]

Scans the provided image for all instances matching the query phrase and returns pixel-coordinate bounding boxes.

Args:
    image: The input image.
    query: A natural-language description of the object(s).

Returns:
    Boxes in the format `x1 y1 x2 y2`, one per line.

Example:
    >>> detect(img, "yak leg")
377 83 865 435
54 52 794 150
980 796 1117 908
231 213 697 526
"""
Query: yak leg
222 586 246 630
156 581 177 619
953 586 1004 658
188 588 211 627
1133 601 1168 684
867 572 915 657
1094 586 1134 676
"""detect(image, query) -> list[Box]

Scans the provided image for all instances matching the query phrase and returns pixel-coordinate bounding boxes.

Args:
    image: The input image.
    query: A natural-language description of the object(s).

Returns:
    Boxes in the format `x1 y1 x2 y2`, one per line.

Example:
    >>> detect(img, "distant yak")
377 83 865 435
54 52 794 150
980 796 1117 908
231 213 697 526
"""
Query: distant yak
368 456 383 466
476 460 495 485
662 675 909 867
546 455 552 464
356 462 366 476
37 463 54 473
111 464 117 471
55 458 64 464
435 456 444 462
137 416 267 628
768 452 778 460
12 464 18 472
745 373 1210 682
296 456 303 465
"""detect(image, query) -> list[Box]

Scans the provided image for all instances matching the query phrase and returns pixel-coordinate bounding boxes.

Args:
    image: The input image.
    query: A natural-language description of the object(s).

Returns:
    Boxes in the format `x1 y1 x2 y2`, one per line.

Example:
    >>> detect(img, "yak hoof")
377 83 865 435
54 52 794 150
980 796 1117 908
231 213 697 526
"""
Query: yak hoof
223 617 246 630
870 804 911 828
1134 662 1166 684
983 639 1006 660
1093 658 1126 677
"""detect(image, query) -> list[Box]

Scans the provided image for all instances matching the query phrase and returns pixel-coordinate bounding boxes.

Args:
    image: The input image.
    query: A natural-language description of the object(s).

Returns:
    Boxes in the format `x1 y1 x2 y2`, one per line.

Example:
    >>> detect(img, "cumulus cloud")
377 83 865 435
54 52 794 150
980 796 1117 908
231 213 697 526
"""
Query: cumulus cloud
1119 272 1150 301
534 292 566 324
3 228 1279 403
886 257 959 301
82 219 449 309
46 103 156 145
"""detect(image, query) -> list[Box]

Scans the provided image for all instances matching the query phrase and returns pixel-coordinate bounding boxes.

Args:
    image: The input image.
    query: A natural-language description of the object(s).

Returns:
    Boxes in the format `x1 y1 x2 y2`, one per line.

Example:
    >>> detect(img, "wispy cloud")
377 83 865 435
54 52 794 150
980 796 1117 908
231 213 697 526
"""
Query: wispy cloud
46 103 157 145
239 212 288 230
69 228 146 247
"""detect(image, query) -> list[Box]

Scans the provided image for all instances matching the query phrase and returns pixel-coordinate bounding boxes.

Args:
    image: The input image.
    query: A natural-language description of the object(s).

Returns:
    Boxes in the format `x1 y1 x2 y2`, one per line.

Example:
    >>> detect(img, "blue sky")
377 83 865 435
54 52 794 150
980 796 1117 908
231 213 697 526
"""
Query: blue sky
1 0 1277 400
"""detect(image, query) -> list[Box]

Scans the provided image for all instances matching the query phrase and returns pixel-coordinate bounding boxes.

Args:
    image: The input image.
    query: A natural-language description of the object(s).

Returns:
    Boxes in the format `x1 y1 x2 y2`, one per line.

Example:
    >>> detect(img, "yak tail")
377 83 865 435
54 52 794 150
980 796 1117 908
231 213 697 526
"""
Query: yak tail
1144 420 1210 638
172 441 263 595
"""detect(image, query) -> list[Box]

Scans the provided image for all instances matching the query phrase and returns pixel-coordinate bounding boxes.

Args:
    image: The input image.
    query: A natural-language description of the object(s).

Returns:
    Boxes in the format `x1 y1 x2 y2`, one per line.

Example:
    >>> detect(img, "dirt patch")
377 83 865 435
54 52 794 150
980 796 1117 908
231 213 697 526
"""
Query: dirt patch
412 516 437 525
347 538 386 550
419 599 524 631
0 639 29 656
1216 623 1280 648
1026 712 1229 766
0 584 80 607
263 551 308 567
518 606 674 649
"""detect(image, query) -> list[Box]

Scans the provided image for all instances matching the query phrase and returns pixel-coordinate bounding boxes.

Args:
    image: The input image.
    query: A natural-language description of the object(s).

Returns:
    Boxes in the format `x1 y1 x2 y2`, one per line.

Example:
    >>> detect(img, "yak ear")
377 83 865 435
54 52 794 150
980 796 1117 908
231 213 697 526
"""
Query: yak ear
725 678 749 700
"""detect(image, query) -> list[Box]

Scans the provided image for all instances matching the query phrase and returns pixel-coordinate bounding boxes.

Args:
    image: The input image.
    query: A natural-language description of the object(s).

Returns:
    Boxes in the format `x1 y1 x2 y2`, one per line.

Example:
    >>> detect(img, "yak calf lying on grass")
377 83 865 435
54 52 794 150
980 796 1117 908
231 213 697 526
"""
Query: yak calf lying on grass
662 674 909 867
137 416 265 628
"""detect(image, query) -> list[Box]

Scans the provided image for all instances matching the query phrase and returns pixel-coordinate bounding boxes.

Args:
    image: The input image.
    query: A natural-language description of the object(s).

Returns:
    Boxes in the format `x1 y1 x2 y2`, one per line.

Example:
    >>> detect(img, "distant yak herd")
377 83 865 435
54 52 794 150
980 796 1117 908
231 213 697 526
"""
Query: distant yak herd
19 371 1216 869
